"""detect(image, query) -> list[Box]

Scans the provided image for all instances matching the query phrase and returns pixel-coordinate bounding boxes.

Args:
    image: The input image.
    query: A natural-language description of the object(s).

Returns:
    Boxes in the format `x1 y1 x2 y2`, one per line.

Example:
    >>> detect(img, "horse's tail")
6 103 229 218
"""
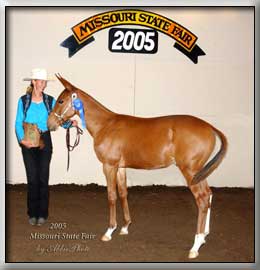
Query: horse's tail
191 126 228 185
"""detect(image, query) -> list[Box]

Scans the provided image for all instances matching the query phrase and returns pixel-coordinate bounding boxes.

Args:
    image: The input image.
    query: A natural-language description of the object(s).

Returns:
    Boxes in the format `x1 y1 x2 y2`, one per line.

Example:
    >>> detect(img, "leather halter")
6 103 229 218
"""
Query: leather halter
54 93 78 124
54 102 74 124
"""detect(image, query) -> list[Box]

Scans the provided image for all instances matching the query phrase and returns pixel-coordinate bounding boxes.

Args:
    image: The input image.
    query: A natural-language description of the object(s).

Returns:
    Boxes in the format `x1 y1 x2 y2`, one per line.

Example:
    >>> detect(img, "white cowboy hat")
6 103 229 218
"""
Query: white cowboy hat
23 68 54 81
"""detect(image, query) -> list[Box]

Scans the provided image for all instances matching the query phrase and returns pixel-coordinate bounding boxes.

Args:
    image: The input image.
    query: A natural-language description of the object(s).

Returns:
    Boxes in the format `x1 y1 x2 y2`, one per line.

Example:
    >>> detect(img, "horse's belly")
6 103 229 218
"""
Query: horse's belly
121 155 175 169
120 143 175 169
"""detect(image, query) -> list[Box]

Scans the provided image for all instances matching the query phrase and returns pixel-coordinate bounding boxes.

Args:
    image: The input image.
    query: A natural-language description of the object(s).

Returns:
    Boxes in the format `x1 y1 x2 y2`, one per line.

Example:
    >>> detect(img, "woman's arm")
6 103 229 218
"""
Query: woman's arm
15 98 33 148
15 98 25 142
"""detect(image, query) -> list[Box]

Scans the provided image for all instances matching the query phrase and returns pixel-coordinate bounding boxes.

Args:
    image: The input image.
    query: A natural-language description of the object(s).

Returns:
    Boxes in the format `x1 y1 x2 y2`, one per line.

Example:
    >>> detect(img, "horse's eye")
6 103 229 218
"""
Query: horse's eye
58 100 64 104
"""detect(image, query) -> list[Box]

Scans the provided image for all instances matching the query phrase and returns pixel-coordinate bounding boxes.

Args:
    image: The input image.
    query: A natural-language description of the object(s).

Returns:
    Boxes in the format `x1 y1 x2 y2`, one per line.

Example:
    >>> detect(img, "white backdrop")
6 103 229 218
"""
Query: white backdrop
7 7 254 187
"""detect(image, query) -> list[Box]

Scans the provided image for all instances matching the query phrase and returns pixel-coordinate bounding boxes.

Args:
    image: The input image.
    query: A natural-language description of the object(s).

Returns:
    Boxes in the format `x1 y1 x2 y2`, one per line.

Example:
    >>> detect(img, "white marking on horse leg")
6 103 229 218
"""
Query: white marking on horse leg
101 225 117 242
188 233 206 259
204 194 212 236
119 222 131 235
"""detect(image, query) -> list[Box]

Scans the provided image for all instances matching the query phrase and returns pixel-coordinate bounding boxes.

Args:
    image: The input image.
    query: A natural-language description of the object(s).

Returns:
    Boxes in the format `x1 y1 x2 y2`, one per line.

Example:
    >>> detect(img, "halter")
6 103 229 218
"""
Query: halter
54 95 75 124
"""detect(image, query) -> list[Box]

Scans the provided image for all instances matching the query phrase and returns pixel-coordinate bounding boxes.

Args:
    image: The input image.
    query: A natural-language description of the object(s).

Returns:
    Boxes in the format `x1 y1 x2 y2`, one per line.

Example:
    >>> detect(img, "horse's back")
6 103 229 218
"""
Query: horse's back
115 114 213 134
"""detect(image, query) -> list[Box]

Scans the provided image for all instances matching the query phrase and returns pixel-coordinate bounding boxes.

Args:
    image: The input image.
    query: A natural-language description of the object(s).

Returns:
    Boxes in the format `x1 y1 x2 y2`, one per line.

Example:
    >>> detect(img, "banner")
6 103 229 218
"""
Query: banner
61 9 205 63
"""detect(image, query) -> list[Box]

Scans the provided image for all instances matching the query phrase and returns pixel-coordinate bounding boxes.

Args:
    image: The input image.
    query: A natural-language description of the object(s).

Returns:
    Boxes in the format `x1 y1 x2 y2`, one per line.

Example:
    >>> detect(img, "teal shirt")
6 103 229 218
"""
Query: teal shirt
15 95 73 142
15 98 56 142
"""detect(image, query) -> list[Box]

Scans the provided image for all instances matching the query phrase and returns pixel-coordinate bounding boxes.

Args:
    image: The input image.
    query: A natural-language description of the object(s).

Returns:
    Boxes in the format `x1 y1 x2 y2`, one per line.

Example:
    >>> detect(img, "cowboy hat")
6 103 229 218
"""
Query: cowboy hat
23 68 54 81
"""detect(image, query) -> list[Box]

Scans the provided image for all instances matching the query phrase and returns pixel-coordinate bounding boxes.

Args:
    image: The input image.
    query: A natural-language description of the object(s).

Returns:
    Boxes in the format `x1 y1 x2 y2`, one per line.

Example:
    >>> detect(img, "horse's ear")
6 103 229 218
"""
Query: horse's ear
55 73 75 92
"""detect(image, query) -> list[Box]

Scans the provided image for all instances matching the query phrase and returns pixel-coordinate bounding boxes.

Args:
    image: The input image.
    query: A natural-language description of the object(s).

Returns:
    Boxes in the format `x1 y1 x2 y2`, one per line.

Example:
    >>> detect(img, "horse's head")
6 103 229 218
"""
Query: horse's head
47 74 78 131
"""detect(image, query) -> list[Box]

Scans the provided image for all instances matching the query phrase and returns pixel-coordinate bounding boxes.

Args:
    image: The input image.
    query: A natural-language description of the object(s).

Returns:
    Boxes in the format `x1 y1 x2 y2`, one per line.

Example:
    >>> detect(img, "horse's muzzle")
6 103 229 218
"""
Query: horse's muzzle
47 112 59 131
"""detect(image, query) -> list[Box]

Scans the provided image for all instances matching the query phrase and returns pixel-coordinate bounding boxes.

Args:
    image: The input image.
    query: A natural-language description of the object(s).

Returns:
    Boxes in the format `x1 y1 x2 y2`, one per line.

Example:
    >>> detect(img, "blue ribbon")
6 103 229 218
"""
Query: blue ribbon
72 98 86 129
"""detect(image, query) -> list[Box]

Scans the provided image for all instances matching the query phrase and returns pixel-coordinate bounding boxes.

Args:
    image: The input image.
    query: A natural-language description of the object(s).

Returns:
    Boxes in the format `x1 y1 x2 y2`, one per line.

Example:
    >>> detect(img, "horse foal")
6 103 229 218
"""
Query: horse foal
47 75 228 259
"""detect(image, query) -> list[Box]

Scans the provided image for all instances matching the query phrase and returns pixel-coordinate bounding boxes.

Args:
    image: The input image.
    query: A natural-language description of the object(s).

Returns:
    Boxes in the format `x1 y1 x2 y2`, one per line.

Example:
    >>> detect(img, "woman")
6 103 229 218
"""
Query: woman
15 68 76 226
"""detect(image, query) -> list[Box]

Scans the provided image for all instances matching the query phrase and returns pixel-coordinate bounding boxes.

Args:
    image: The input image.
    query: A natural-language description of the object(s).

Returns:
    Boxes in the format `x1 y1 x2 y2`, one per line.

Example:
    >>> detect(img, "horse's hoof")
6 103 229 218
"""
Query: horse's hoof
188 250 199 259
101 234 111 242
119 226 128 235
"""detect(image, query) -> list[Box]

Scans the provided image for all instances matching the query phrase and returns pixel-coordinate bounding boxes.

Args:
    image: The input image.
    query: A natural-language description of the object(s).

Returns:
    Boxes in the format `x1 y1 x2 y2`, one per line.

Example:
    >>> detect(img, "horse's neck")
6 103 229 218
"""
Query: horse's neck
78 90 115 137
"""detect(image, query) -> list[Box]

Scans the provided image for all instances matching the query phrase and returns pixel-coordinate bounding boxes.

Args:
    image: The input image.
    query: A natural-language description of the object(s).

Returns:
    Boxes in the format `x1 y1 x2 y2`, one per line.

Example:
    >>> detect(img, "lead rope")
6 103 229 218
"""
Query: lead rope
66 126 83 171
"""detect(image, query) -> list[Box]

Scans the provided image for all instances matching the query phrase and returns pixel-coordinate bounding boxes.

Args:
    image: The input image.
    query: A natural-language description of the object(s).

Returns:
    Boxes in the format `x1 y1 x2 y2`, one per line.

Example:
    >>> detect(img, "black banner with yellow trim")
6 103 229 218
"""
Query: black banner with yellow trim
61 9 205 63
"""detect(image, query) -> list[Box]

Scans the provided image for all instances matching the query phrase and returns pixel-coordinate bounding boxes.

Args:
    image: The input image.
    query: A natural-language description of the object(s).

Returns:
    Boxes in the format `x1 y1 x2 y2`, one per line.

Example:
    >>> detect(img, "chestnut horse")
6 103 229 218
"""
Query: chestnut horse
47 75 227 259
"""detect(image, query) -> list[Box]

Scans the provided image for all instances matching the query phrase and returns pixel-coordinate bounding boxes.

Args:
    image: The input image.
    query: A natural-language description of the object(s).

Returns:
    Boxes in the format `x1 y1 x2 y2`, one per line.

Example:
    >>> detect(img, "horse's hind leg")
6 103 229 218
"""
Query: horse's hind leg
117 168 131 235
189 180 212 258
203 181 213 237
180 167 212 258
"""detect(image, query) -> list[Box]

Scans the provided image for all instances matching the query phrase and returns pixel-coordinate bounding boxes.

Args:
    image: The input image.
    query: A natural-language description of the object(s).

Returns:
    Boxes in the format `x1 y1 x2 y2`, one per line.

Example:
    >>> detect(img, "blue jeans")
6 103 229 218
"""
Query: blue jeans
21 132 52 219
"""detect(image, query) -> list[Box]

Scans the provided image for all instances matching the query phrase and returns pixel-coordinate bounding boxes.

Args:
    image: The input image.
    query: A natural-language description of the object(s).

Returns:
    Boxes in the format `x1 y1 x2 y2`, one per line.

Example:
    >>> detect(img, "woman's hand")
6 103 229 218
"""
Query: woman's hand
71 120 78 127
20 139 33 148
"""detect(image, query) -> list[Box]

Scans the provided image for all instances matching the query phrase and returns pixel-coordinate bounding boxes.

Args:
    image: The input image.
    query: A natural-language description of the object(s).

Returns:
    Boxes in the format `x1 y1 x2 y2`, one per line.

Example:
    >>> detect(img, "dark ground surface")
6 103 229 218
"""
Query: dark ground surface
6 184 254 263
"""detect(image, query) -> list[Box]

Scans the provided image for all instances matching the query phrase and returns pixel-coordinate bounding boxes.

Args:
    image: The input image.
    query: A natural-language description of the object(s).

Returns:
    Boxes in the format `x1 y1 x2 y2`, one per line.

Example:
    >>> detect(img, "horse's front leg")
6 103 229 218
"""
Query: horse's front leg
117 168 131 235
101 163 118 241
